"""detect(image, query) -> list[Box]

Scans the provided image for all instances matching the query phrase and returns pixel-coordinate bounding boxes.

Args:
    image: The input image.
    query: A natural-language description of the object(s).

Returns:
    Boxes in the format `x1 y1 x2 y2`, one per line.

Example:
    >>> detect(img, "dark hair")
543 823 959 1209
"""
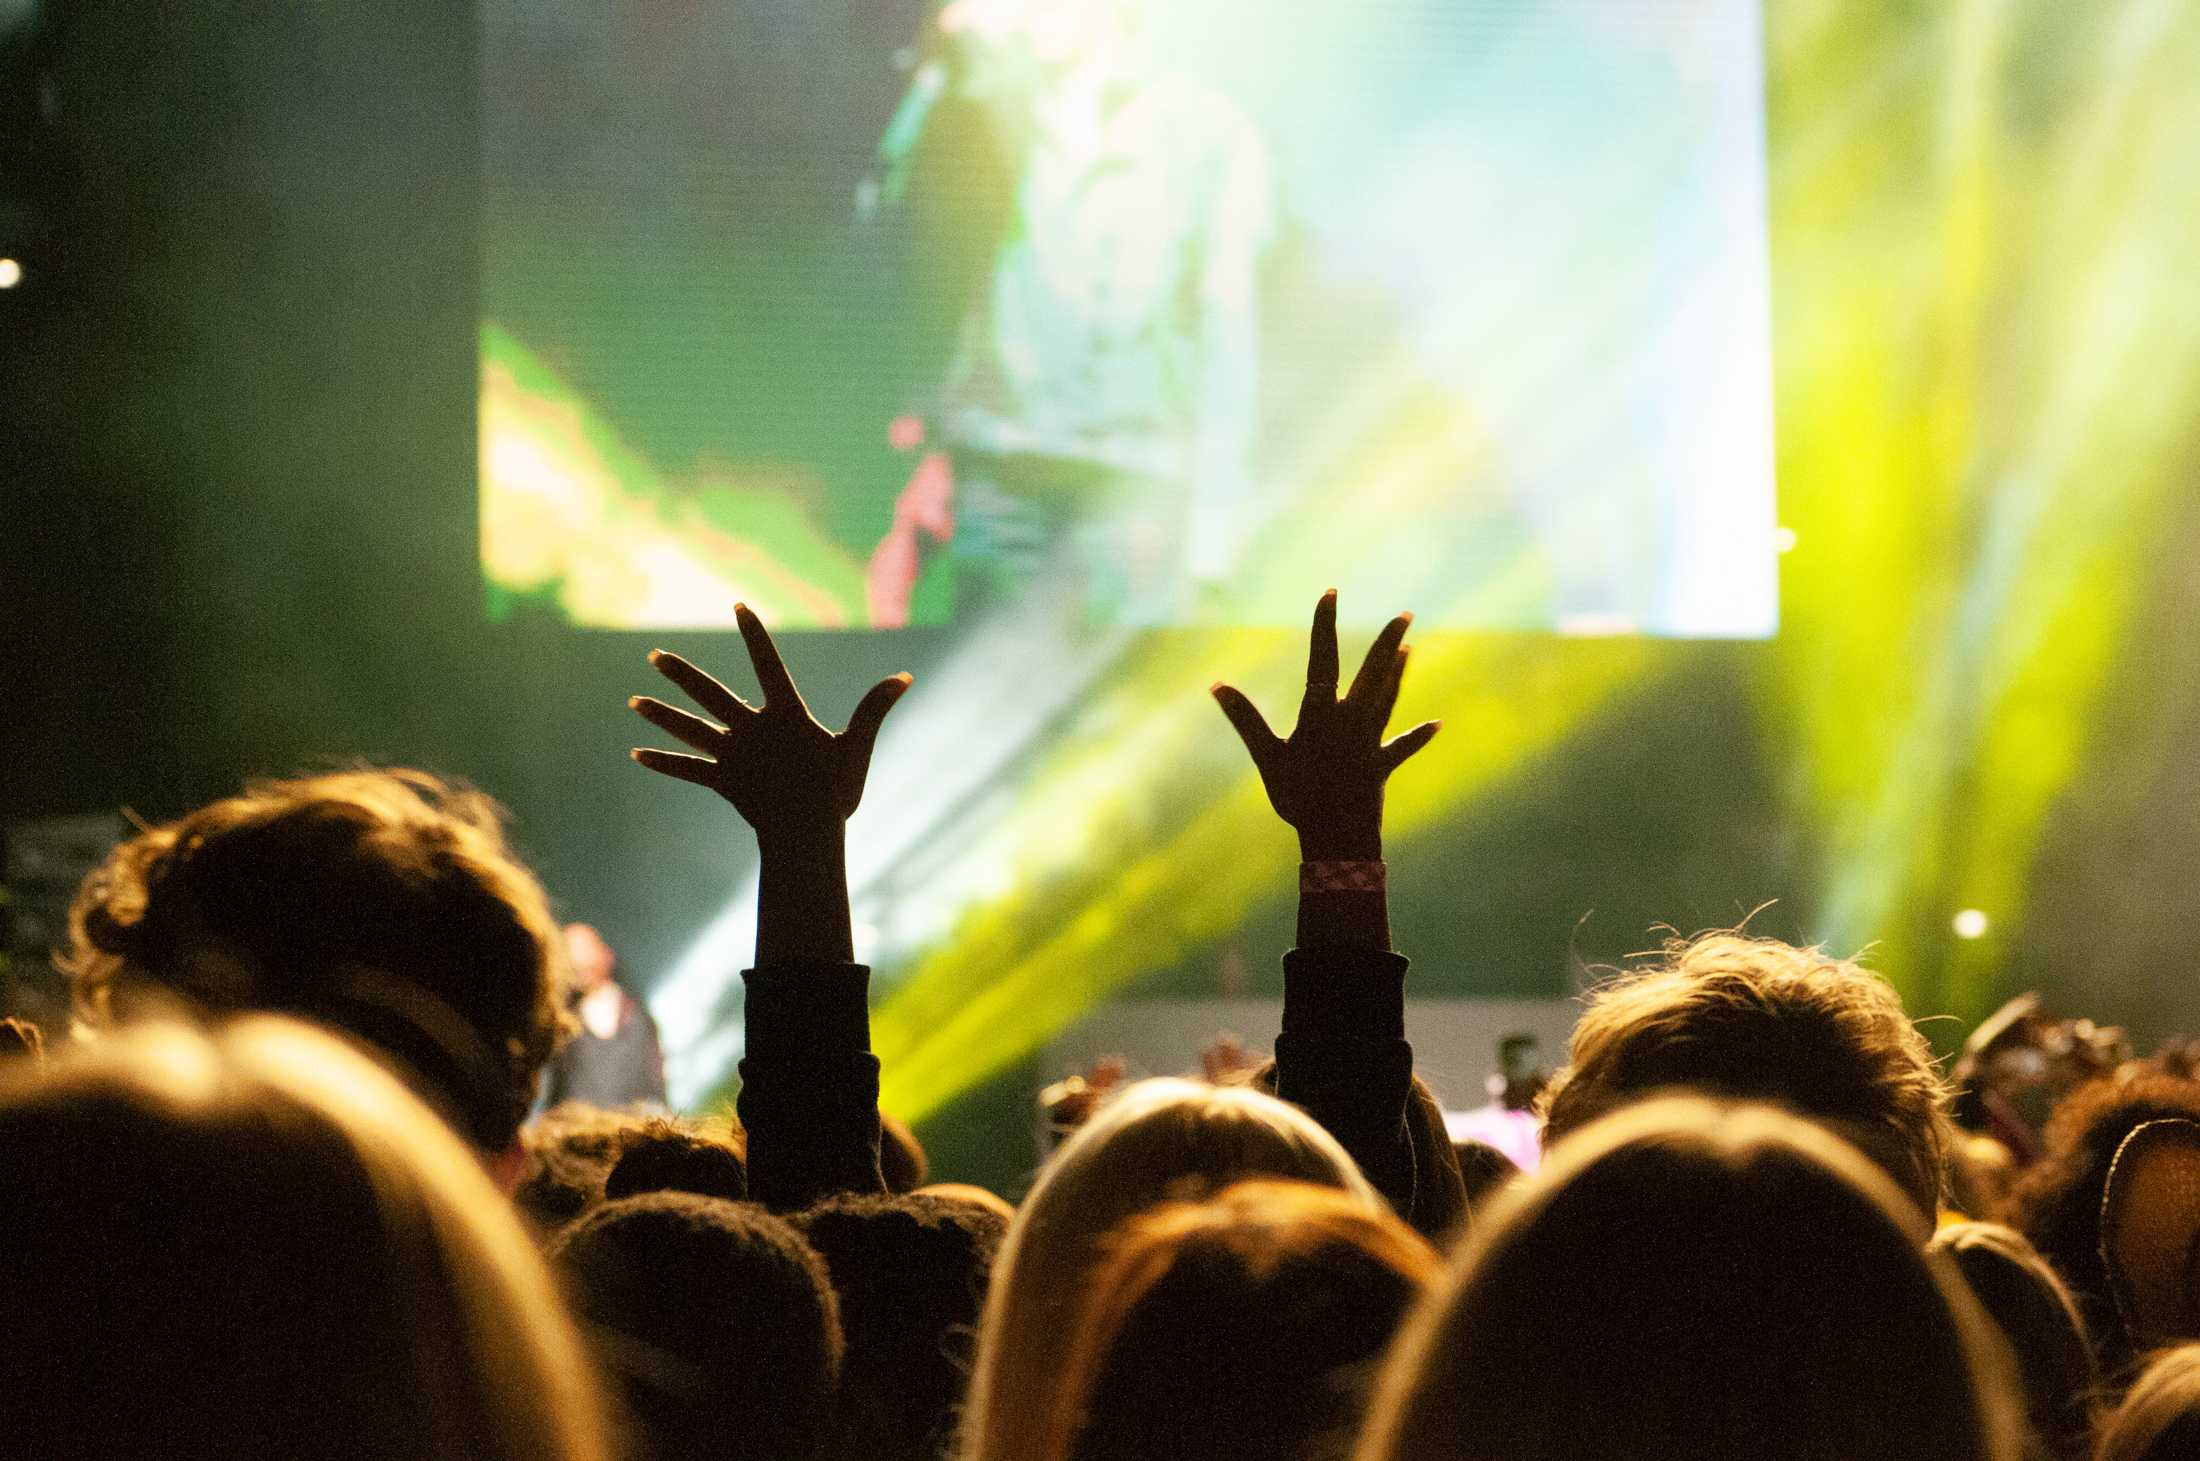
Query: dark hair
61 769 569 1152
1047 1179 1439 1461
881 1110 931 1192
604 1117 748 1204
1539 933 1955 1220
1243 1059 1467 1242
552 1192 842 1461
1359 1099 2022 1461
1998 1073 2200 1373
1928 1223 2096 1461
515 1103 641 1234
1450 1138 1519 1218
793 1192 1009 1461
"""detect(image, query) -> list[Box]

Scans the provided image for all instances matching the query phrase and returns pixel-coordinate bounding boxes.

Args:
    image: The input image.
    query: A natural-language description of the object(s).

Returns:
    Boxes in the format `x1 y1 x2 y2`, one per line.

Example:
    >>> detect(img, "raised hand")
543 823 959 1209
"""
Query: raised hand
1210 590 1439 862
629 603 911 842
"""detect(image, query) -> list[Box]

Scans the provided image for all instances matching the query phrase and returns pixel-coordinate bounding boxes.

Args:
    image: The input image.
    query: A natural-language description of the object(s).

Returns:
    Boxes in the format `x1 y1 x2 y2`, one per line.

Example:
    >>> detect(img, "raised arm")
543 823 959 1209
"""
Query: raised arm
629 604 910 1209
1211 590 1448 1227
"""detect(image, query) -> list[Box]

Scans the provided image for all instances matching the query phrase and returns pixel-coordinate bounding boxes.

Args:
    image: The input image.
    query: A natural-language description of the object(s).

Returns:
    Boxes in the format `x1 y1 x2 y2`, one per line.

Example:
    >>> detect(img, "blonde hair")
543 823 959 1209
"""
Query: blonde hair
62 769 570 1150
0 1017 612 1460
1539 932 1955 1219
1041 1179 1439 1461
1356 1098 2023 1461
960 1078 1380 1461
2097 1346 2200 1461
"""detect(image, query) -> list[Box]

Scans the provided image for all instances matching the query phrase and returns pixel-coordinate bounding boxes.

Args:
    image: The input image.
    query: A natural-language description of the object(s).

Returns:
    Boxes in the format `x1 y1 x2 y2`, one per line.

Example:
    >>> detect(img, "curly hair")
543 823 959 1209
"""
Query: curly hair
1538 933 1955 1222
60 769 569 1151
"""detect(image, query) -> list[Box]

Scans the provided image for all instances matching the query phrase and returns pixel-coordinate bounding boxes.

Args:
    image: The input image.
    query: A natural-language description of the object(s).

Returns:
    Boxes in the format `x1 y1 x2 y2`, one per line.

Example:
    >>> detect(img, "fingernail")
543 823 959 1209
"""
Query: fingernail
626 696 643 709
734 602 750 617
895 672 914 685
627 748 644 761
647 649 665 664
1208 681 1225 696
1398 611 1414 626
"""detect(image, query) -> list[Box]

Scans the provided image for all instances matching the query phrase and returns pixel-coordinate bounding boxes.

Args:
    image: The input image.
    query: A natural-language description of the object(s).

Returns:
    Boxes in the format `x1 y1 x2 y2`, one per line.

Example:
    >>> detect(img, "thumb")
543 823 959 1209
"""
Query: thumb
844 673 914 777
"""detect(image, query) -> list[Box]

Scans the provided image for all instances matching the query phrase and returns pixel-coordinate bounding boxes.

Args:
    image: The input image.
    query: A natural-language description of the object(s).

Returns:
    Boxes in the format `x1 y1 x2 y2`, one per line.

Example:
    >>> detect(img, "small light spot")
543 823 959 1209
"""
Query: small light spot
1952 909 1990 940
1774 526 1799 554
0 258 22 290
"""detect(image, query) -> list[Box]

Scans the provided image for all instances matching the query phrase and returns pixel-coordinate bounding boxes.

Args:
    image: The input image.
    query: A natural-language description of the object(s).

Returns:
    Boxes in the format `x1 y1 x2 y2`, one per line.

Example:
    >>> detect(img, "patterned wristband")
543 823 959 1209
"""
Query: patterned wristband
1300 860 1387 894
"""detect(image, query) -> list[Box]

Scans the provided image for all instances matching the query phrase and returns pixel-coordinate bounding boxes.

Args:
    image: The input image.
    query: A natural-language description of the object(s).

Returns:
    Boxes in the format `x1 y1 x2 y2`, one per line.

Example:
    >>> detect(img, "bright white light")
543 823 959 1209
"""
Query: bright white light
0 258 21 290
1952 908 1990 940
1774 526 1799 554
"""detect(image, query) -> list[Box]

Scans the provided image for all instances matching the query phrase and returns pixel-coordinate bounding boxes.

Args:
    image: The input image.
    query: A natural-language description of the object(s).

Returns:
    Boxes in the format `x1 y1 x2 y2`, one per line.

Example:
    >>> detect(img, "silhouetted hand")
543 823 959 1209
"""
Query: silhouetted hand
1211 590 1439 862
630 603 911 843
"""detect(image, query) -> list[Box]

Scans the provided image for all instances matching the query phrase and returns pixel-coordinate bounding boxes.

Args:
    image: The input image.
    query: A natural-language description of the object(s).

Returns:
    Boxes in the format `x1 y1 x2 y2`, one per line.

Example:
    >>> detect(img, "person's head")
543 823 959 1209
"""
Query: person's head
552 1192 841 1461
602 1115 748 1204
960 1077 1379 1461
919 1181 1017 1222
1929 1222 2097 1461
1043 1179 1439 1461
0 1014 43 1066
515 1102 643 1234
1539 932 1955 1221
1241 1058 1468 1243
881 1109 931 1192
1450 1138 1519 1219
1356 1098 2023 1461
563 923 617 995
2097 1346 2200 1461
2000 1073 2200 1370
793 1191 1011 1461
62 769 569 1153
0 1017 610 1460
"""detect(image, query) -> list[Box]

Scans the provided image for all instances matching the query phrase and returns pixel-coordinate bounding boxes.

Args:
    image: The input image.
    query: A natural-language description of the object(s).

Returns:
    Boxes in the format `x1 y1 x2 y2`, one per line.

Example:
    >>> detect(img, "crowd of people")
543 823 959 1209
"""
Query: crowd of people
11 591 2200 1460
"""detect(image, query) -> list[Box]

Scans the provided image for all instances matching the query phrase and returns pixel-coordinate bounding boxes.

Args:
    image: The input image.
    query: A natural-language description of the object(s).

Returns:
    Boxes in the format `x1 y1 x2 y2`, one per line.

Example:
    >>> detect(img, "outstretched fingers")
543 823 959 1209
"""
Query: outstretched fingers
842 673 914 773
735 602 805 711
630 696 730 755
650 649 753 724
630 747 721 787
1377 719 1441 772
1211 682 1282 770
1346 613 1412 724
1305 589 1341 691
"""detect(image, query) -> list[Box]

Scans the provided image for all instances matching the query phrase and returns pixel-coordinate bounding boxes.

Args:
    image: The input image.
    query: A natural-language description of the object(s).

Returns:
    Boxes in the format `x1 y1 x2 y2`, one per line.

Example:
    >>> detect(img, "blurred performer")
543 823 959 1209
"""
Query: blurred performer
866 0 1275 626
540 923 667 1109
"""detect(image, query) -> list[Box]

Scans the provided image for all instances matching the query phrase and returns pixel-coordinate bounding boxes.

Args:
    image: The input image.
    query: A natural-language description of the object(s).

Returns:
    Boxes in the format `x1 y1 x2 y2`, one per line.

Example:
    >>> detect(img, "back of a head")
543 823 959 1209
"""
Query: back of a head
62 769 568 1152
1357 1098 2022 1461
603 1115 749 1204
0 1018 609 1461
1241 1058 1468 1242
553 1192 842 1461
516 1102 642 1234
1450 1138 1519 1218
794 1192 1010 1461
1539 933 1954 1220
1045 1179 1440 1461
2098 1346 2200 1461
2001 1074 2200 1370
961 1077 1379 1461
1930 1222 2097 1461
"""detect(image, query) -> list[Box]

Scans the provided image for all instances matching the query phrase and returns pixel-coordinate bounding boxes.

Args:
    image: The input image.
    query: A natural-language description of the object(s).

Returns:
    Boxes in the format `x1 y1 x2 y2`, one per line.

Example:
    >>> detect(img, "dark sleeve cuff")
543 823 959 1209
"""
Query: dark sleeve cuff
1281 946 1409 1042
740 961 874 1061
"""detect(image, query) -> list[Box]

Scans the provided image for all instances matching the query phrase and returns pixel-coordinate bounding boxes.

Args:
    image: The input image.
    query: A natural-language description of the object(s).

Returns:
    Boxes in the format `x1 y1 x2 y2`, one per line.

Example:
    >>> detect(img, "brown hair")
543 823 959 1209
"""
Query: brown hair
1356 1098 2023 1461
62 769 569 1150
0 1017 611 1460
1539 932 1955 1220
2097 1346 2200 1461
959 1078 1380 1461
1043 1179 1439 1461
